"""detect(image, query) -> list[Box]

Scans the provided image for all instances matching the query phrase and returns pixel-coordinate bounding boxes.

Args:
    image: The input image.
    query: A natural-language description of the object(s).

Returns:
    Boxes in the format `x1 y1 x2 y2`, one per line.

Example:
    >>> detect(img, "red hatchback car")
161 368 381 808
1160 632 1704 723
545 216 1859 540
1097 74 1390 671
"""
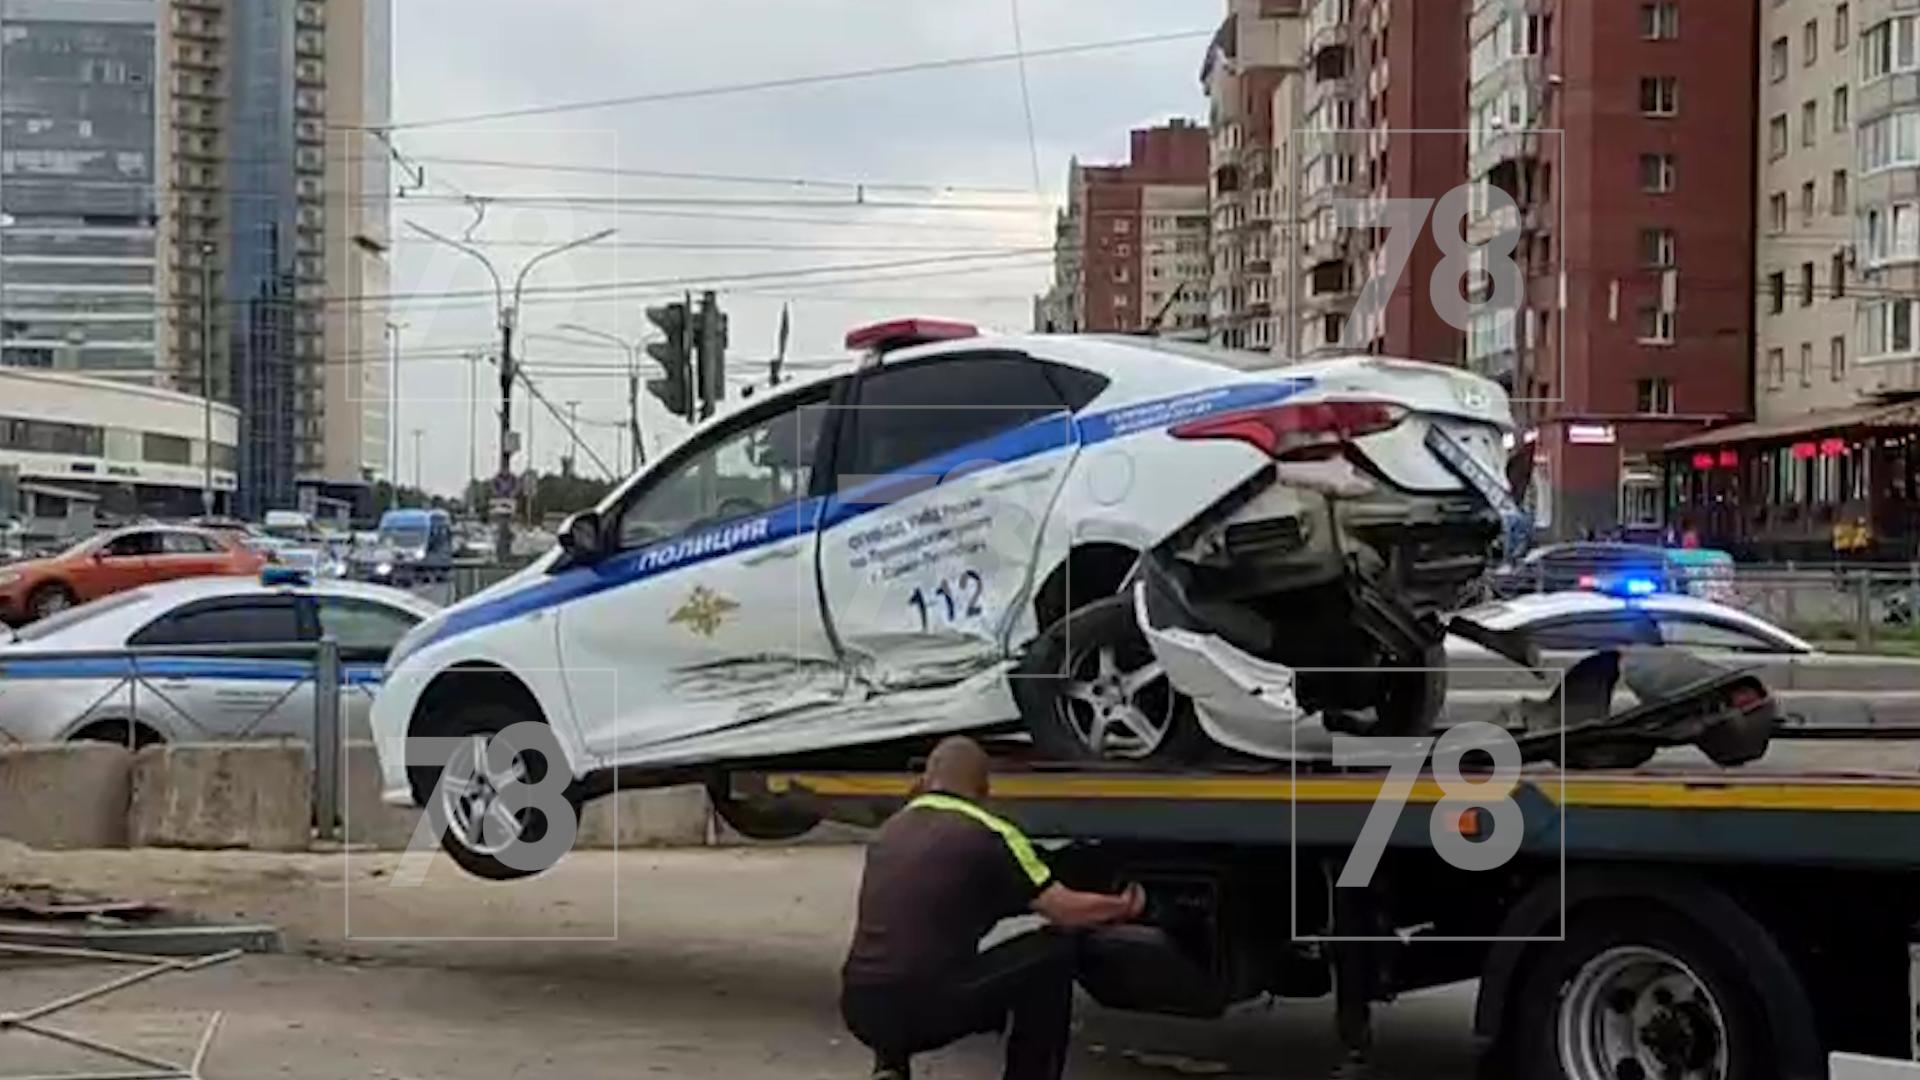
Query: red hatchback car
0 525 268 624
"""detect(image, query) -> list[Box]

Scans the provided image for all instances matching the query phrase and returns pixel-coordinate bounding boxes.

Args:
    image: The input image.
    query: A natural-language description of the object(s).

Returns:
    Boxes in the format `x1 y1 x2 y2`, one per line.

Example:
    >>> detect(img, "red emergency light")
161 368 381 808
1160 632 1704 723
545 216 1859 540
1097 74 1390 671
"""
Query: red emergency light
844 318 979 355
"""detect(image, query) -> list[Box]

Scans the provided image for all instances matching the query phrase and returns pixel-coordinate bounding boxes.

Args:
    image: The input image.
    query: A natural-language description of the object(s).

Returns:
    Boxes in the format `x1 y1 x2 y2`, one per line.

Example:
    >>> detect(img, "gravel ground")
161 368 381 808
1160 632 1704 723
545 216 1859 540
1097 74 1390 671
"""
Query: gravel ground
0 843 1478 1079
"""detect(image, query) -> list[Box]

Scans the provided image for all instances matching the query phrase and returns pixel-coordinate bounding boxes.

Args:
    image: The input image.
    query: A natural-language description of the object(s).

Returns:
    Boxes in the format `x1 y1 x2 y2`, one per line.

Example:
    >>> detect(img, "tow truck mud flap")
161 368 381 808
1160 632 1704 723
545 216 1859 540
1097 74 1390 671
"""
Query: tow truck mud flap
1131 580 1336 760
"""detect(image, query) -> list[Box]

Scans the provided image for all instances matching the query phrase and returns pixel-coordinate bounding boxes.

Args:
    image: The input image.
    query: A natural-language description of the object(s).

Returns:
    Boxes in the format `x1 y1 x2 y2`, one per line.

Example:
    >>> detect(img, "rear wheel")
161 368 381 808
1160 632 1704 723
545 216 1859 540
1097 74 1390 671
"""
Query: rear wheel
707 778 821 841
1015 596 1207 764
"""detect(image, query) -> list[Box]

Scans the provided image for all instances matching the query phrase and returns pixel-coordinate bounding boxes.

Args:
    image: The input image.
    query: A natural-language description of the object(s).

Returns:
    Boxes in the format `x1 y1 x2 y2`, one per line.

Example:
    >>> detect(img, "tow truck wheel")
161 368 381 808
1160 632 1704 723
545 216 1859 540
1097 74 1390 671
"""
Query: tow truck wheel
1512 908 1785 1080
409 701 577 881
1015 595 1207 764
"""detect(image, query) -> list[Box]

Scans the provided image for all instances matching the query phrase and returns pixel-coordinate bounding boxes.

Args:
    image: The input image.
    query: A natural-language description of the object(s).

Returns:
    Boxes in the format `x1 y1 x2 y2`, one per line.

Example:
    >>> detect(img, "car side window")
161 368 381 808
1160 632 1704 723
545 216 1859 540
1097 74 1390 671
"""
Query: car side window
1655 617 1782 653
843 355 1068 480
129 597 304 648
1531 614 1661 651
102 531 162 557
616 389 832 549
161 532 217 554
315 598 420 658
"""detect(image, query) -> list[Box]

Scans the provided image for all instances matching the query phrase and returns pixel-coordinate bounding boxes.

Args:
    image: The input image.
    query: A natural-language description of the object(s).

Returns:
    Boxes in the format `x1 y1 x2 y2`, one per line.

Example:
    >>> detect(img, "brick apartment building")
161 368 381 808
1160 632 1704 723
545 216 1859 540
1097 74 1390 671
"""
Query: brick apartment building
1034 122 1210 335
1466 0 1757 539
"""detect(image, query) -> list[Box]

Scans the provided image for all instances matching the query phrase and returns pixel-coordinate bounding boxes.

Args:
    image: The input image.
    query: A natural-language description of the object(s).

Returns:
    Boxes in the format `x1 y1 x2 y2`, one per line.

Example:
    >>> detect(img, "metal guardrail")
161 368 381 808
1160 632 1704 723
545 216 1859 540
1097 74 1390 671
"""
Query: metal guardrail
0 639 350 840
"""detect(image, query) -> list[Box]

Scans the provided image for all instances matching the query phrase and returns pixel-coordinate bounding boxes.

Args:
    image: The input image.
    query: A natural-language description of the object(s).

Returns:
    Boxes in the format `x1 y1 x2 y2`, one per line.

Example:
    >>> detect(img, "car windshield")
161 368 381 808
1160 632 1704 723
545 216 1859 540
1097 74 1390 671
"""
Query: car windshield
10 589 151 643
378 525 429 548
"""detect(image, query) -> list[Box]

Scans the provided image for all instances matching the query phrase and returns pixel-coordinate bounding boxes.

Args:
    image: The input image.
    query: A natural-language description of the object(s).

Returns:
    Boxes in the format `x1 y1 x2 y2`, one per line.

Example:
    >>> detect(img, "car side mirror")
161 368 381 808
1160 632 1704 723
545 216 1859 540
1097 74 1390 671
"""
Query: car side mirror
558 510 605 564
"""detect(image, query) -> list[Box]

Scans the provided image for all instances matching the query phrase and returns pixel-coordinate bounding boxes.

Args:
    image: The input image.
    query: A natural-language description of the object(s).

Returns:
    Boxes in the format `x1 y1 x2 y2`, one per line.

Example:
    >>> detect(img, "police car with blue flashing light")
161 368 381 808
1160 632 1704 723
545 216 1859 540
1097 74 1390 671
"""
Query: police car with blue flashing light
0 570 438 748
368 320 1521 878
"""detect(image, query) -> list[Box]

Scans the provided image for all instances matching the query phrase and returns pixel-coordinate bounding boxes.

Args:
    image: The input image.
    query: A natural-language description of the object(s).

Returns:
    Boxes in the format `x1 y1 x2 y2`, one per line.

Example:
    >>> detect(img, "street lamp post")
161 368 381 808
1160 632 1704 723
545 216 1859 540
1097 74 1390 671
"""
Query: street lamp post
198 241 216 516
405 222 615 561
556 322 650 473
465 349 483 518
410 427 424 498
383 319 406 514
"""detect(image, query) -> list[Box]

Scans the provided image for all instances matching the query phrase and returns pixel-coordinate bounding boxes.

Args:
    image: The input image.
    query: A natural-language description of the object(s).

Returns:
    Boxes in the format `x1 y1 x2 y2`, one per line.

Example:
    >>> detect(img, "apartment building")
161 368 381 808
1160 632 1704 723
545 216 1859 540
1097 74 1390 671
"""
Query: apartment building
1294 0 1466 362
1034 122 1210 335
1464 0 1755 540
1201 0 1300 353
1669 0 1920 560
0 0 161 382
156 0 390 518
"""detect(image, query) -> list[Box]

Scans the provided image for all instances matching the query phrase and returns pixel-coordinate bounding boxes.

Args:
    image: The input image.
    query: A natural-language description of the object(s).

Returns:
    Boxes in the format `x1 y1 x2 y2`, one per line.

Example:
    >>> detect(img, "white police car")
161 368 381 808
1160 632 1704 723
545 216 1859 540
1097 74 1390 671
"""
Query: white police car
370 320 1519 877
0 569 437 747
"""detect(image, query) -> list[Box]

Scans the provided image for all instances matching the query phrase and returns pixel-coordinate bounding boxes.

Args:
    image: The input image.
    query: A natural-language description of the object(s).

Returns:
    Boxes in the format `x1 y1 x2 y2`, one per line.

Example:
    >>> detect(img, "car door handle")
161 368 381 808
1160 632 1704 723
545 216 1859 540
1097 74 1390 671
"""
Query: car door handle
742 541 803 566
983 467 1055 492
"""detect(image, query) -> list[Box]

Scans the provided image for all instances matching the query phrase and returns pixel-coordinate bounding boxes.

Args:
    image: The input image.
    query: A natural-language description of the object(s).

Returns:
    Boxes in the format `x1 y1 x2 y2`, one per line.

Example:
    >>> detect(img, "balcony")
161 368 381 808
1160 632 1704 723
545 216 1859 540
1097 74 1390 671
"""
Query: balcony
1302 258 1357 313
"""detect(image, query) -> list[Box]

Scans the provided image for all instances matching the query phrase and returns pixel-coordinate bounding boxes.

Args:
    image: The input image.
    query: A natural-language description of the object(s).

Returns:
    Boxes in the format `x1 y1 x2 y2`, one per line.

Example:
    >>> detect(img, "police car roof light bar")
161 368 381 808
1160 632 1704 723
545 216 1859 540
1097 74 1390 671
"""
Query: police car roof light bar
843 317 979 356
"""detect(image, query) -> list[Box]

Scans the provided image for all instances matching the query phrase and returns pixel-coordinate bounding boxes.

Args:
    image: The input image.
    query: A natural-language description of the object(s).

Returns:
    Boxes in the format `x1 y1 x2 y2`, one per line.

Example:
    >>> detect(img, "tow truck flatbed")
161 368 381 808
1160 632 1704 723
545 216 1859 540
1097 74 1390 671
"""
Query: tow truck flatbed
728 740 1920 1079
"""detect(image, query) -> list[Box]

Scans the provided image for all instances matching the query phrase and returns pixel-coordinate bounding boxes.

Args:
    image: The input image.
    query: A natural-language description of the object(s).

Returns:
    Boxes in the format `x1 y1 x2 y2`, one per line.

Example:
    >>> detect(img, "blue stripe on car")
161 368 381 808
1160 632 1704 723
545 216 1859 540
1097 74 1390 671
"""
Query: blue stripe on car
411 377 1316 653
0 657 385 685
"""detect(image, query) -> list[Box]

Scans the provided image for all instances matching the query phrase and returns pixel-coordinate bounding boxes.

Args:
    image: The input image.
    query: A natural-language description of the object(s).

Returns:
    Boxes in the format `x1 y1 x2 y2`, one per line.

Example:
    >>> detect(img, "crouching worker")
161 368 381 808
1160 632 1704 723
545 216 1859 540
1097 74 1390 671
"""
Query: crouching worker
840 736 1145 1080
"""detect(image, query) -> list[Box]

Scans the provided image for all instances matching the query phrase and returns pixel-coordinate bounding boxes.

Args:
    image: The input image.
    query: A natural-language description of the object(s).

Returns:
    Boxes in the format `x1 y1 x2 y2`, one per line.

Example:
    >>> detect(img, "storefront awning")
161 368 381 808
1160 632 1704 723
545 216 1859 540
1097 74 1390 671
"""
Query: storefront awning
1664 398 1920 450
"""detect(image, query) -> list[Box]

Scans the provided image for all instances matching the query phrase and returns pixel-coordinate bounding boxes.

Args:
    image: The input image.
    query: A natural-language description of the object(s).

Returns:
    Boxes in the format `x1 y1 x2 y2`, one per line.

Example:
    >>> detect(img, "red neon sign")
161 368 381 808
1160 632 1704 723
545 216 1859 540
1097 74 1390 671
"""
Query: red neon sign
1718 449 1738 467
1791 441 1818 460
1691 452 1715 469
1819 437 1847 457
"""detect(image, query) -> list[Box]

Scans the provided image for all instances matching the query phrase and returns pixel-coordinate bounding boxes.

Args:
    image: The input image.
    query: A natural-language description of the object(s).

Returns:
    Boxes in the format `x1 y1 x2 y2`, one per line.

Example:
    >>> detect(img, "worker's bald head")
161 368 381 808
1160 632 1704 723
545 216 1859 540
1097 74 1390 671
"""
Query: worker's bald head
921 736 991 800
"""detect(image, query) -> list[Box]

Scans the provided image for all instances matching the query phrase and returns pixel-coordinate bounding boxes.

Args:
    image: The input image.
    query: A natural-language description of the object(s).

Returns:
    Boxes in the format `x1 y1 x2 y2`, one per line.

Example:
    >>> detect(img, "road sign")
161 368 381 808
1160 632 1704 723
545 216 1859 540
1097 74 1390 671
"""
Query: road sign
489 497 515 517
492 472 517 498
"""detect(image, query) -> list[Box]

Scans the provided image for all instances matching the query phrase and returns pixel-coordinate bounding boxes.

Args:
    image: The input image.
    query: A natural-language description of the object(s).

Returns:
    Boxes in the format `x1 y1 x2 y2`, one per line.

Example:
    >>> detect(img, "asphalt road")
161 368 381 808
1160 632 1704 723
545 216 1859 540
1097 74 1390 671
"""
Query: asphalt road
0 845 1478 1079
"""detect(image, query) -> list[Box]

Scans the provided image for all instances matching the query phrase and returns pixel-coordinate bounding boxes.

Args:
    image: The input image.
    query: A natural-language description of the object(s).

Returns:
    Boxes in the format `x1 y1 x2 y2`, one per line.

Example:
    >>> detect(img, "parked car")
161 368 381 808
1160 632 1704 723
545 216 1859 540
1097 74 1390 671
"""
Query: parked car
367 319 1519 877
0 525 268 625
351 508 454 586
1488 541 1736 602
0 572 438 746
1442 590 1920 730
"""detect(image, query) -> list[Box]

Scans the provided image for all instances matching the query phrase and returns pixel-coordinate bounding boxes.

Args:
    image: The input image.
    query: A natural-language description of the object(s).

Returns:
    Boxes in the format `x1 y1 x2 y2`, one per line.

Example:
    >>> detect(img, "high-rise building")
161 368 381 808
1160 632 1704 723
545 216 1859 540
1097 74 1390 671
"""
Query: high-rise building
1033 121 1210 335
1465 0 1755 540
156 0 389 518
1201 0 1300 353
0 0 161 382
1296 0 1466 363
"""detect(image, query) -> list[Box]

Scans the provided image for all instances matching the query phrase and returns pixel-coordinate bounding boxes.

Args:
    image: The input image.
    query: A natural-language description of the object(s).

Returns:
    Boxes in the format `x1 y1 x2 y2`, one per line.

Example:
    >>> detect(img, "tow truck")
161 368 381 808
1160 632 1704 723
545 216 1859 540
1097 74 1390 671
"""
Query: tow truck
726 724 1920 1080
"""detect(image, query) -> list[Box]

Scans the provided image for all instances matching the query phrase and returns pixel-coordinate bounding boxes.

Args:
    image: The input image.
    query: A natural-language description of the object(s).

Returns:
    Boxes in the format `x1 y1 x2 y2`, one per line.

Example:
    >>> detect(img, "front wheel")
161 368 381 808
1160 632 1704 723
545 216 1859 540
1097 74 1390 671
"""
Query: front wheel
1014 595 1207 764
27 582 75 621
408 701 577 881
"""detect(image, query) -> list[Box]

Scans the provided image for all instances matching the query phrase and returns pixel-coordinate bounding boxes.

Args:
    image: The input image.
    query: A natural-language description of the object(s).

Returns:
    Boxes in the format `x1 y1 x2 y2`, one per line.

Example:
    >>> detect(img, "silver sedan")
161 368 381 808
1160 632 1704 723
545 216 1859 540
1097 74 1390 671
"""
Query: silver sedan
1446 591 1920 730
0 574 438 747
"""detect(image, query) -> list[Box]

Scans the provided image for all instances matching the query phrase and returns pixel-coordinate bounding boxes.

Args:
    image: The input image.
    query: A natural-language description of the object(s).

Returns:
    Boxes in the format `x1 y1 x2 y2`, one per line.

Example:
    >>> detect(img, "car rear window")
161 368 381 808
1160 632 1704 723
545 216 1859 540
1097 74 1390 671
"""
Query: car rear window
12 590 151 643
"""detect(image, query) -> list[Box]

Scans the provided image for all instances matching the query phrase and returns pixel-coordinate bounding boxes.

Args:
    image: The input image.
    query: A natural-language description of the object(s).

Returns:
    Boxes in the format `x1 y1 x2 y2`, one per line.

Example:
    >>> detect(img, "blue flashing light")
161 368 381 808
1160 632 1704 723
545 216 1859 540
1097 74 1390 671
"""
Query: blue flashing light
1623 577 1658 597
261 566 312 588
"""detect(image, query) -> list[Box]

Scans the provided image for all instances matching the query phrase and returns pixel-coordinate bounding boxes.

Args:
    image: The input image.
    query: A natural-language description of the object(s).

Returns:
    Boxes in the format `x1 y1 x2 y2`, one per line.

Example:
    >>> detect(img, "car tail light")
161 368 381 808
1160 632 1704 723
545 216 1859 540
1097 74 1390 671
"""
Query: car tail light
1169 400 1408 458
1728 682 1767 710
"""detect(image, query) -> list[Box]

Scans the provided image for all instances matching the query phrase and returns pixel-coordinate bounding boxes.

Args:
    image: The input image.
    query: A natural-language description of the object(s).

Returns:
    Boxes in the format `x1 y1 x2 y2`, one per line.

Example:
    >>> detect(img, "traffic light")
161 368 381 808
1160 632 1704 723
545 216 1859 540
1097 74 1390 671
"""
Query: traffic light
645 301 693 420
694 290 728 421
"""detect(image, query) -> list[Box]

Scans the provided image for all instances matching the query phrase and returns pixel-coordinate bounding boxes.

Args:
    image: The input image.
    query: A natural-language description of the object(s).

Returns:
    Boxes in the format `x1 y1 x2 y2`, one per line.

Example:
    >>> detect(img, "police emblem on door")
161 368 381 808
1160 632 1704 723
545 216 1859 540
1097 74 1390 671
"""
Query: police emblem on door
670 585 739 638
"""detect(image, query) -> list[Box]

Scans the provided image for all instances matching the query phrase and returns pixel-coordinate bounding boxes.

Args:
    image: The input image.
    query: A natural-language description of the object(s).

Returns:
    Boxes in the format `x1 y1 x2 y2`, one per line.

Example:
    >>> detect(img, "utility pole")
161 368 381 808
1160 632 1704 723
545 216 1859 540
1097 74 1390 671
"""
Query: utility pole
198 240 215 517
563 400 580 478
410 427 424 498
465 349 482 519
557 322 649 472
384 319 405 514
406 222 613 560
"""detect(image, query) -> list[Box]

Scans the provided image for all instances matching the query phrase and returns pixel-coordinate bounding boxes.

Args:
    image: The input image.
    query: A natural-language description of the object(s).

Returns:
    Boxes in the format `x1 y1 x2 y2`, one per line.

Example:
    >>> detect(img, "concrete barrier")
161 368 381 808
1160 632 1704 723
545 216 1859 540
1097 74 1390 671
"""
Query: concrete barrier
129 743 311 852
576 786 713 849
0 743 131 849
341 740 424 850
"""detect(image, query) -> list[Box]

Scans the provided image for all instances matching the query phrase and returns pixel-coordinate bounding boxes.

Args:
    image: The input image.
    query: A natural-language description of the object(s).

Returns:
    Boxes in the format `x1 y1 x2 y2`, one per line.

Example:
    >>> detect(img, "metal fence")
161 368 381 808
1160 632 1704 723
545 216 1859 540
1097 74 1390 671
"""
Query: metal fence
0 639 351 839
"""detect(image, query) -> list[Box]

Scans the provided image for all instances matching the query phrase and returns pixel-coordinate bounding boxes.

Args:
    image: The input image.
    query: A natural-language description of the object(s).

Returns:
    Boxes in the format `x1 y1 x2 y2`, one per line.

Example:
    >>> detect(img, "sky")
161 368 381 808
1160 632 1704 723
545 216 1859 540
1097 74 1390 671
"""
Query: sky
384 0 1219 496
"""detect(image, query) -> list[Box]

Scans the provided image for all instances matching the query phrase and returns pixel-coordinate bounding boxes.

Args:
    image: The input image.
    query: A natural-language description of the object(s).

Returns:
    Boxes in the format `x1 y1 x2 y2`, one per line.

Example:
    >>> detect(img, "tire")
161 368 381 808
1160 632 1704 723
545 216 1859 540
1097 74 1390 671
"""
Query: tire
407 700 577 881
1510 906 1793 1080
27 582 75 621
1014 595 1208 764
1370 641 1447 737
707 777 822 841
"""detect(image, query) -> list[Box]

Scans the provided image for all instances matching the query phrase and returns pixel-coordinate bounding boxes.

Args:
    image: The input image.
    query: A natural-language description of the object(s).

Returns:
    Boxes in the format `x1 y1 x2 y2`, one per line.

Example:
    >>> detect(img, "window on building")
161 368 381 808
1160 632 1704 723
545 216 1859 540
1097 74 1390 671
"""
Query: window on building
1806 19 1820 61
1112 218 1131 235
1769 114 1789 159
1770 37 1791 82
1802 180 1818 223
1639 153 1676 192
1768 271 1786 313
1636 377 1676 413
1833 250 1849 298
1767 347 1786 388
1640 76 1679 115
1799 342 1814 385
1641 2 1678 39
1636 304 1676 344
1769 191 1788 232
1833 168 1850 213
1866 201 1920 264
1802 261 1816 305
1803 100 1819 146
1858 111 1920 170
1831 334 1847 379
1865 298 1919 357
1639 227 1676 267
1834 86 1850 130
1838 3 1851 46
1864 16 1919 79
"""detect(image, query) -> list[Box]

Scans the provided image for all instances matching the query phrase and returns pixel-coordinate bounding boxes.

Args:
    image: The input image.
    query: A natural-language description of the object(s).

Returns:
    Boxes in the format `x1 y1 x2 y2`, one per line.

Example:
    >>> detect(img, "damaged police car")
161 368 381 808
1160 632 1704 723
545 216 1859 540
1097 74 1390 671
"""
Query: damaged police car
369 319 1520 876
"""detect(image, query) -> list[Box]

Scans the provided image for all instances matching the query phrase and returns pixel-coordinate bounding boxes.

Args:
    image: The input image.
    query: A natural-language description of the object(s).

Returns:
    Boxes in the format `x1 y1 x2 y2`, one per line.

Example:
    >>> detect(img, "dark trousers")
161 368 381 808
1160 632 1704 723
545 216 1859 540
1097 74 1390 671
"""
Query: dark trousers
841 929 1077 1080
